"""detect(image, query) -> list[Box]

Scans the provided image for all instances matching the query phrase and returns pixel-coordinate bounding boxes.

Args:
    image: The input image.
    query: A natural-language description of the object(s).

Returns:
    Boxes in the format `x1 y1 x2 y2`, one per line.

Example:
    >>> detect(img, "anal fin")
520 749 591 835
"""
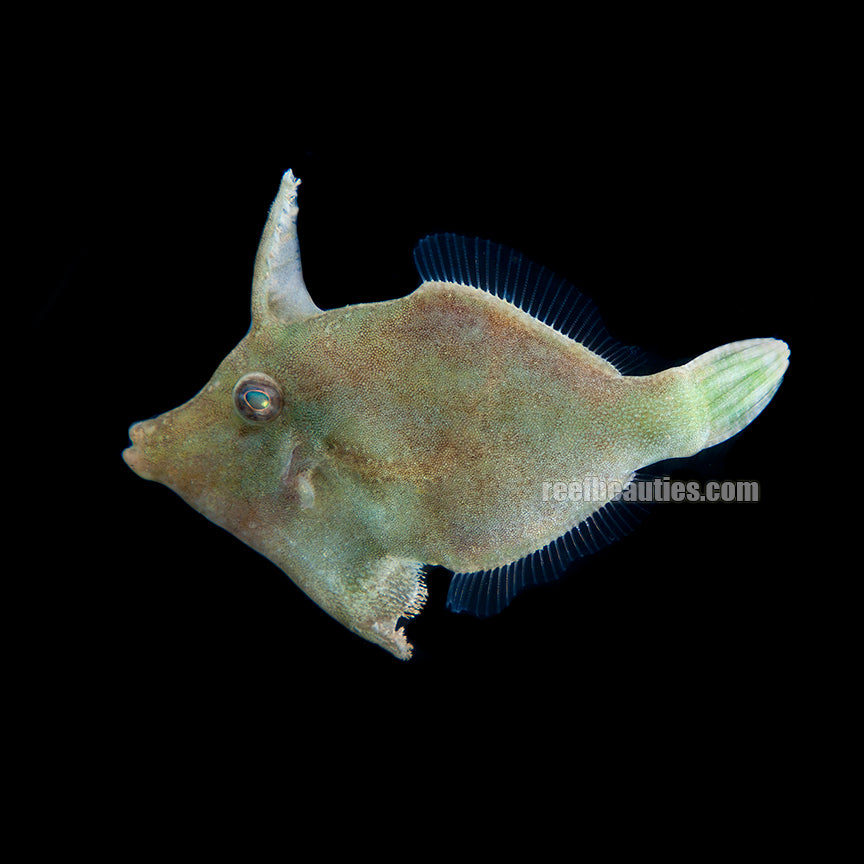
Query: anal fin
446 494 644 617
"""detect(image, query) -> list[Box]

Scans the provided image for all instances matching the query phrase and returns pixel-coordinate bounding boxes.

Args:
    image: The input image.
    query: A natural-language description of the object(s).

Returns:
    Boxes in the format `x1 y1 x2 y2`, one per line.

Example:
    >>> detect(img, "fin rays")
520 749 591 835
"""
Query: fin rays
415 233 654 616
414 233 639 372
446 494 646 617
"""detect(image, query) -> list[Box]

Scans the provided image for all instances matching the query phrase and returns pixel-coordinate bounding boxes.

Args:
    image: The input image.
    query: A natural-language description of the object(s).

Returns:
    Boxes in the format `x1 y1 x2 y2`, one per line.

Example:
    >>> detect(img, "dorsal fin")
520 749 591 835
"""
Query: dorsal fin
251 170 322 325
446 492 645 617
414 233 640 371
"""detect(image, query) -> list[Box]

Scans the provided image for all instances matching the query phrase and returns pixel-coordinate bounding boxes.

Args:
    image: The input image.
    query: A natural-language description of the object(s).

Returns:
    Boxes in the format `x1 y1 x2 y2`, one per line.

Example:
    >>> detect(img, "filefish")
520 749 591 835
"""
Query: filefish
123 170 789 659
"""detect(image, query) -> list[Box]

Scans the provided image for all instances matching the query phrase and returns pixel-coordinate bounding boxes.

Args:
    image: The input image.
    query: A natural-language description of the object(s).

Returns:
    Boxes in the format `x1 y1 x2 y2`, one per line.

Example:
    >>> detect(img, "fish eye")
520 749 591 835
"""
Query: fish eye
233 373 283 422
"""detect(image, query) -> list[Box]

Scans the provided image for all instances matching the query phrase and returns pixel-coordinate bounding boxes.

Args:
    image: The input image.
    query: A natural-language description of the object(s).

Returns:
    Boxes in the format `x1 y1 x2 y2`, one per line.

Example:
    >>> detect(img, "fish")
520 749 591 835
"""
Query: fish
122 169 789 659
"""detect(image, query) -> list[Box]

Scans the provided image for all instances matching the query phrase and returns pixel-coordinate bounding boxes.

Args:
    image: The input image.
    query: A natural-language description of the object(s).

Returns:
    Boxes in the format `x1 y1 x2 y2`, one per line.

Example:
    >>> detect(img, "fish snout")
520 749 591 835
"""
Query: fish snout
122 418 161 480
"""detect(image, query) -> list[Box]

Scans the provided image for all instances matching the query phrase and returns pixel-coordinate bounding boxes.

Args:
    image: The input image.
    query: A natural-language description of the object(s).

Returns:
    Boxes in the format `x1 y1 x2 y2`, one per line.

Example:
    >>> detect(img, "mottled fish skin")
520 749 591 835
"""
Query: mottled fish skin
123 170 789 659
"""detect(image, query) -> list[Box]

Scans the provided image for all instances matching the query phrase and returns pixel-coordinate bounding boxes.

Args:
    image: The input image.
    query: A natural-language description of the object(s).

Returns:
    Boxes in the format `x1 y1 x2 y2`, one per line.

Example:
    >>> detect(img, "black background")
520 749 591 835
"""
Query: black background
30 67 810 801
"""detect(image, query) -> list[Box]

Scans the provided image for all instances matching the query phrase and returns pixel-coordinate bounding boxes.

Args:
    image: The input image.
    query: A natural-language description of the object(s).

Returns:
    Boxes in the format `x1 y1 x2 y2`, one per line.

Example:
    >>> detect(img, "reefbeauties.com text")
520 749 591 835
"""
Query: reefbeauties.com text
541 477 760 504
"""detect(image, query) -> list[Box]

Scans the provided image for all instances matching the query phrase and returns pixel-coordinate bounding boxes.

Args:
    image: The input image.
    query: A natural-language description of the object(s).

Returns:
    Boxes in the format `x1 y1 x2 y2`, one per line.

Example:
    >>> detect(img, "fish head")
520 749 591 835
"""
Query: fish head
122 333 301 539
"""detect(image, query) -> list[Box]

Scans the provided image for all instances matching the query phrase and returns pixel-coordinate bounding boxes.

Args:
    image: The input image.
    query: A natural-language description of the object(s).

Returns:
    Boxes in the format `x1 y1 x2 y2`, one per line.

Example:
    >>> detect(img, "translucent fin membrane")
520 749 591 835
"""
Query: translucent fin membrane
683 338 790 449
446 494 646 617
414 233 639 373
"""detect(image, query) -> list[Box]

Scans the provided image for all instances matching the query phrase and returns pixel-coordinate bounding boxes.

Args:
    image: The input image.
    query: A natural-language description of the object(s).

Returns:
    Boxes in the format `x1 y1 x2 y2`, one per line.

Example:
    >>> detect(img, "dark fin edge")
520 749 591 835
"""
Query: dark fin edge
414 233 642 374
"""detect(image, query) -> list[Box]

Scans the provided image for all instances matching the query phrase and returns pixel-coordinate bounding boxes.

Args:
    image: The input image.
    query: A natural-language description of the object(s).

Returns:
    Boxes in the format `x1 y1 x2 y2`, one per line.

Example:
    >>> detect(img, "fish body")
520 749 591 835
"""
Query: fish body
123 171 789 658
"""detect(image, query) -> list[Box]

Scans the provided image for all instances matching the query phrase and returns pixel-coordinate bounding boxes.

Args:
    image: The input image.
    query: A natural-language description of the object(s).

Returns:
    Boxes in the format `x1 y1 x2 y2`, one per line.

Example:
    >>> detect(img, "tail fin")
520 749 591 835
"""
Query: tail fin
684 338 789 449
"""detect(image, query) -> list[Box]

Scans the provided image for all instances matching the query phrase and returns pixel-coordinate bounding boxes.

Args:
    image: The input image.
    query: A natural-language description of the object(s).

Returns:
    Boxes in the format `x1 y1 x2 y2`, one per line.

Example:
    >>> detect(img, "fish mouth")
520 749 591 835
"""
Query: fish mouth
122 443 138 471
122 421 155 480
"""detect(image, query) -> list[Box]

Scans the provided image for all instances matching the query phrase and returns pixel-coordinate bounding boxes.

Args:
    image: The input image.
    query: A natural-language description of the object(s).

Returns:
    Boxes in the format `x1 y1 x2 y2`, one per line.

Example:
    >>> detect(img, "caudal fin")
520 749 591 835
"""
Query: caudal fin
684 338 789 449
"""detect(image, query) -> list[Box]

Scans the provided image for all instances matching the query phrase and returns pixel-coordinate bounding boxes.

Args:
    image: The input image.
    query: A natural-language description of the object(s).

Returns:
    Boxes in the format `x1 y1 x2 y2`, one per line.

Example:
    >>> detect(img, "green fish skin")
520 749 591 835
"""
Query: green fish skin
123 170 789 659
